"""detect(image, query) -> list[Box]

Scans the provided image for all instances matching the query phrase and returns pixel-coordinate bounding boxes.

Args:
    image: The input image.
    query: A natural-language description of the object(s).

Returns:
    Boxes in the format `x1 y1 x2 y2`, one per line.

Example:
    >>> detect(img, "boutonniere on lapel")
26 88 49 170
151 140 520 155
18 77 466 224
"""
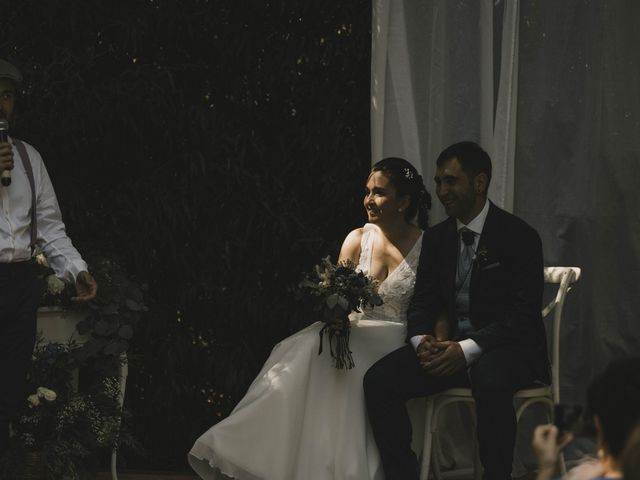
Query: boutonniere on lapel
474 245 490 269
475 245 502 271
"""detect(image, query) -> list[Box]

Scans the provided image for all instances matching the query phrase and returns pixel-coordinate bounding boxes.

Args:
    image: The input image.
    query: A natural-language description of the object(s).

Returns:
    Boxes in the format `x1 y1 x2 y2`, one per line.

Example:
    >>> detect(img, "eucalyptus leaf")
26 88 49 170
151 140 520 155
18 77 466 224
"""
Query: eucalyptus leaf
103 341 120 356
117 339 130 352
118 325 134 339
78 338 105 360
337 295 349 310
76 319 90 335
101 304 119 315
125 299 142 311
326 293 338 309
94 320 110 335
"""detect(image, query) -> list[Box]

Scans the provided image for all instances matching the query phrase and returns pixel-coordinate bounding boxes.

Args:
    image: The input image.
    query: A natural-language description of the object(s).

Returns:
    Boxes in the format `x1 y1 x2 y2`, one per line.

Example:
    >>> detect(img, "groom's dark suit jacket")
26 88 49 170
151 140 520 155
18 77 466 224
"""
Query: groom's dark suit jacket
406 202 550 383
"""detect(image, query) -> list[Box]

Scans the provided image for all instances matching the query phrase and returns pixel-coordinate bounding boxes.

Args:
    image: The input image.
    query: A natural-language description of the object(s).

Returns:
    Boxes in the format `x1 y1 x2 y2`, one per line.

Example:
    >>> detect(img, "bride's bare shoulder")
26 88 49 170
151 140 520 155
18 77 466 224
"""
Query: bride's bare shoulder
338 227 365 264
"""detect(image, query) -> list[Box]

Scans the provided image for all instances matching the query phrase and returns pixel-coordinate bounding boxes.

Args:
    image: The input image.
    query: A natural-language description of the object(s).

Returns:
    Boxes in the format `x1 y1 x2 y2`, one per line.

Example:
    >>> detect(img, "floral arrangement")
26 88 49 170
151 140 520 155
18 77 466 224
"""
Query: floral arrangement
33 252 75 307
298 256 383 369
5 341 133 479
2 253 145 478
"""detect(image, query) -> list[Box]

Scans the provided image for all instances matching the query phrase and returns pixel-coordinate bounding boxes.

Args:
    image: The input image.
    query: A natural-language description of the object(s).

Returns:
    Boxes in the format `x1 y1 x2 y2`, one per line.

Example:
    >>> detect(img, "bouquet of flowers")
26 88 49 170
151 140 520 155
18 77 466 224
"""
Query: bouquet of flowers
298 256 383 369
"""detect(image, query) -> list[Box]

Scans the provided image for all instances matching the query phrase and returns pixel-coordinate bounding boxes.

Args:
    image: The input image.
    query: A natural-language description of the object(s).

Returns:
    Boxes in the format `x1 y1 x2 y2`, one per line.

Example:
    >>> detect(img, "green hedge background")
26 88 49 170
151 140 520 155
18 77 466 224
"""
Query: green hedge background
1 0 371 470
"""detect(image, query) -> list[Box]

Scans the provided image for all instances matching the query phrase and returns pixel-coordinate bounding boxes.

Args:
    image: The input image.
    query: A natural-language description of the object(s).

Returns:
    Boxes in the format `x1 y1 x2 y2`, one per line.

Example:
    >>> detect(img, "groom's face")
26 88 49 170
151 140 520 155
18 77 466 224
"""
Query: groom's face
434 157 476 223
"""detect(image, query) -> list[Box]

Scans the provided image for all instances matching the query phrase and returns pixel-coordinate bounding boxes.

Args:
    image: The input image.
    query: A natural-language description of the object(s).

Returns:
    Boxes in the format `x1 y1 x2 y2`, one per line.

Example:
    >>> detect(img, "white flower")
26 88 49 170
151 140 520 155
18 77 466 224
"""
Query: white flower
37 387 57 402
27 394 40 407
35 253 49 267
45 275 66 295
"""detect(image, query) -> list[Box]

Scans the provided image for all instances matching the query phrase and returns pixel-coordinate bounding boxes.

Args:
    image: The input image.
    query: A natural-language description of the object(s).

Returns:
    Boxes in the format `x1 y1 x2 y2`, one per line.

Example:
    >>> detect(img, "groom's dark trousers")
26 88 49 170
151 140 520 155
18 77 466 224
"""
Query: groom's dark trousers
364 343 539 480
365 203 549 480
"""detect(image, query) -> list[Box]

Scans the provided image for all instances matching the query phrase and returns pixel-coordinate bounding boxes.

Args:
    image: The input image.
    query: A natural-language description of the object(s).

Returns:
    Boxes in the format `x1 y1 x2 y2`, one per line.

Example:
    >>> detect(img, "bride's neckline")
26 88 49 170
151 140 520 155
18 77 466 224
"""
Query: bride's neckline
365 224 423 286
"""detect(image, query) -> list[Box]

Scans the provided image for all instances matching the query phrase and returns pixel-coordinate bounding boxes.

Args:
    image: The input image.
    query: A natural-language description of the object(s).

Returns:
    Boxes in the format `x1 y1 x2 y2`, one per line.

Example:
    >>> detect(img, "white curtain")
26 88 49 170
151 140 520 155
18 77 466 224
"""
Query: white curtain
371 1 640 470
514 0 640 403
371 0 520 222
371 0 640 426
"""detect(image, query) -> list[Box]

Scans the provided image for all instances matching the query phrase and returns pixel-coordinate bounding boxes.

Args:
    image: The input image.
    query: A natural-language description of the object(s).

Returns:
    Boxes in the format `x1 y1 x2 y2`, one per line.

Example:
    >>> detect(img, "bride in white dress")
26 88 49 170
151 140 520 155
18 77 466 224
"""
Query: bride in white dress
189 158 432 480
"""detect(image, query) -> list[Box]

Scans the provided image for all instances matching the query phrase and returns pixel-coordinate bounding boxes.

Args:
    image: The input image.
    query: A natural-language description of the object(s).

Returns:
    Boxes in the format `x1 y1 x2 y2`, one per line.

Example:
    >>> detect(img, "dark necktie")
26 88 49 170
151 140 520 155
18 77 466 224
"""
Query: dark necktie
457 228 475 285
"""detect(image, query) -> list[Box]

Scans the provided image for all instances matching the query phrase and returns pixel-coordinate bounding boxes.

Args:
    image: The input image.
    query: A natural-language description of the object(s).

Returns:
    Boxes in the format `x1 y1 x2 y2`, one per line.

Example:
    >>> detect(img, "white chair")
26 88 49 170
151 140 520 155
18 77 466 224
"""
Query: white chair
419 266 582 480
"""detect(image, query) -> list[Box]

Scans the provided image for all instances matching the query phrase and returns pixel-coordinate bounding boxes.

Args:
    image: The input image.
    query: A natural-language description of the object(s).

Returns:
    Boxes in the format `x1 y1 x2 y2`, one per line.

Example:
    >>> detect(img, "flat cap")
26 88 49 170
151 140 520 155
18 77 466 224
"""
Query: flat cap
0 59 23 86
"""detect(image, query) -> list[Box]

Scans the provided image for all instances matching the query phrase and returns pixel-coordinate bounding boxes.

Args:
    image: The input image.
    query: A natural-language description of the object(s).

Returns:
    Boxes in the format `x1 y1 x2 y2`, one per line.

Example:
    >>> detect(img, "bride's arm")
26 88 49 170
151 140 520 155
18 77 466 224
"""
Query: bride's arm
338 228 363 265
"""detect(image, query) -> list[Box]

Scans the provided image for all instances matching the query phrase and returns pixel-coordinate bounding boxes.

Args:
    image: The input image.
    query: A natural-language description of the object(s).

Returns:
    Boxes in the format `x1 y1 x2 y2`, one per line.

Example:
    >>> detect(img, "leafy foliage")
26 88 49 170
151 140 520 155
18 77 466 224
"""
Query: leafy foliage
3 342 134 479
1 0 371 470
76 254 147 361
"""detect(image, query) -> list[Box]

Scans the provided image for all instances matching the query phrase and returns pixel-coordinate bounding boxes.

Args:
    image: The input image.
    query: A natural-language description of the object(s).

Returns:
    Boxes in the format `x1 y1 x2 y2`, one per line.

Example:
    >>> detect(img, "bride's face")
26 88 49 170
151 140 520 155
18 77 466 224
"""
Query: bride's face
364 171 409 224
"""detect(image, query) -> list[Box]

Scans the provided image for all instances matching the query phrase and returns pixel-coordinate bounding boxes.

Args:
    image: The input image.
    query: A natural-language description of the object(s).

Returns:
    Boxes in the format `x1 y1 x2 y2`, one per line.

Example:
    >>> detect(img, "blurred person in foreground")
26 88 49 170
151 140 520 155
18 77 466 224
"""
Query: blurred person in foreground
533 357 640 480
0 58 97 457
620 423 640 480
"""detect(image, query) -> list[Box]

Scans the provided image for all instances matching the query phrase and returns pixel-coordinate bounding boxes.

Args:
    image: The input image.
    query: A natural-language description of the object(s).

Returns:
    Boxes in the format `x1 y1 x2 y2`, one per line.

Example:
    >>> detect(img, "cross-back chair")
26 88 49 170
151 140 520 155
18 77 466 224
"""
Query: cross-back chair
418 266 582 480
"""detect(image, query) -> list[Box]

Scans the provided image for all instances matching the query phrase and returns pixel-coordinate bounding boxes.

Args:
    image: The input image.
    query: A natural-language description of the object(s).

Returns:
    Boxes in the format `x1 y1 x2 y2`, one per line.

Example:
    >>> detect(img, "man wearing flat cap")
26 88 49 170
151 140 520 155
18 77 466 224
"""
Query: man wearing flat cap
0 58 97 455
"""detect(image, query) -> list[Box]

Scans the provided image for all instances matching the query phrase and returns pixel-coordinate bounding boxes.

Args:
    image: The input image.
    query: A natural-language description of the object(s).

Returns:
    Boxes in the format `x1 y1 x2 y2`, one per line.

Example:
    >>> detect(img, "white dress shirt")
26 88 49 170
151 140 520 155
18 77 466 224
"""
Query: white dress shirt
0 137 86 282
411 199 490 365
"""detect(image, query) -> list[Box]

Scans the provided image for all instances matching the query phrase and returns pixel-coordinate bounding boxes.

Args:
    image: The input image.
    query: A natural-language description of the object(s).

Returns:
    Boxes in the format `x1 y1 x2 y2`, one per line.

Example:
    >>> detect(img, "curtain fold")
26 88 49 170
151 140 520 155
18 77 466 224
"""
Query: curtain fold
372 0 640 406
493 0 519 212
515 0 640 403
371 0 519 224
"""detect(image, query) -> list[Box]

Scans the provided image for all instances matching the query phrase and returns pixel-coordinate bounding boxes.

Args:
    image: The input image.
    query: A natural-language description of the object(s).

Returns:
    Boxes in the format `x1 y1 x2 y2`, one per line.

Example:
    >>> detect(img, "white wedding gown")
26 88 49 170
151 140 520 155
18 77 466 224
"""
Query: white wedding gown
189 224 425 480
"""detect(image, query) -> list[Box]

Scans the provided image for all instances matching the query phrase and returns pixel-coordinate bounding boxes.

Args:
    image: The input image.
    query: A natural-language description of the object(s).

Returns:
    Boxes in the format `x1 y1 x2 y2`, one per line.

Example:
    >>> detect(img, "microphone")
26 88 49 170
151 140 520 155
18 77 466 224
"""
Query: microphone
0 118 10 186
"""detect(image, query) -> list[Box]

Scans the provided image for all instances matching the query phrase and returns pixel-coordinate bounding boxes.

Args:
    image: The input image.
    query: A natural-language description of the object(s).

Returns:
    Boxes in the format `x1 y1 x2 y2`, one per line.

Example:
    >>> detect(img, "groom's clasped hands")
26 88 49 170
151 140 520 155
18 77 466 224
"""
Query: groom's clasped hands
417 335 466 376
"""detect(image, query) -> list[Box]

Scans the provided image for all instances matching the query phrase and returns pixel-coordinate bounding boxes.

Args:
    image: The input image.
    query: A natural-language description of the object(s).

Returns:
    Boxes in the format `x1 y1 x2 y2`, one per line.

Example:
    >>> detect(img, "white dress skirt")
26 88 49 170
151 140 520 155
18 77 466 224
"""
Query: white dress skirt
189 224 426 480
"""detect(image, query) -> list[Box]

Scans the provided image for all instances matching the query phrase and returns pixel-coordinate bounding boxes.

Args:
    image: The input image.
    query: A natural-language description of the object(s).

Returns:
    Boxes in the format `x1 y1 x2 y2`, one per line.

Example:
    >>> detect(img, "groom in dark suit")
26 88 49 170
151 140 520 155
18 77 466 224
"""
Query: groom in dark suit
364 141 549 480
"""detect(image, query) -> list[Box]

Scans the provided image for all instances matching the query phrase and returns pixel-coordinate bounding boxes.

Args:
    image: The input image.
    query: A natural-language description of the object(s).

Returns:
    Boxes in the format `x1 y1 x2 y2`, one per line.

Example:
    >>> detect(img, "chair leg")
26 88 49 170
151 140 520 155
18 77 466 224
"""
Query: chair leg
473 439 482 480
432 429 443 480
512 397 555 478
420 399 435 480
431 398 479 480
111 353 129 480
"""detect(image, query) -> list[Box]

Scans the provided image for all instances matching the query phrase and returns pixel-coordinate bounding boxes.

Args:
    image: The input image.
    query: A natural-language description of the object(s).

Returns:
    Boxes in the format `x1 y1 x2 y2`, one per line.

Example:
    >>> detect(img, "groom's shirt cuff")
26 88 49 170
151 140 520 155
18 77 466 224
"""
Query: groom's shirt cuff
410 335 424 351
459 339 482 365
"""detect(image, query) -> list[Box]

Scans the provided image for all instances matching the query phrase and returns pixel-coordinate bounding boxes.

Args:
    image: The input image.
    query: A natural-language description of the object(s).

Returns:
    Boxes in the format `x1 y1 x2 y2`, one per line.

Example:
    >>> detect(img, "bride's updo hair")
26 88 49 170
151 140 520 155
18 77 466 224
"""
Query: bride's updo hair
371 157 432 229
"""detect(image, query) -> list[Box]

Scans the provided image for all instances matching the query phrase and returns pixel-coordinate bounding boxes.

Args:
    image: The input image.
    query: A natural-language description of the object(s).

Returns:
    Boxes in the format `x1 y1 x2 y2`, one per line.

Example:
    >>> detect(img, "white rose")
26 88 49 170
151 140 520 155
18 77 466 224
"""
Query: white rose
46 275 66 295
37 387 57 402
35 253 49 267
27 394 40 407
42 389 57 402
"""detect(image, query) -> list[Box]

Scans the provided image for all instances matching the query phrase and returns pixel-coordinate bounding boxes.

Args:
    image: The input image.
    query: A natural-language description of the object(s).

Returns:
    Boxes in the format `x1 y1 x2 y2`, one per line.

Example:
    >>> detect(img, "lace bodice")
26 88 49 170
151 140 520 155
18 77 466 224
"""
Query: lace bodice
353 224 423 324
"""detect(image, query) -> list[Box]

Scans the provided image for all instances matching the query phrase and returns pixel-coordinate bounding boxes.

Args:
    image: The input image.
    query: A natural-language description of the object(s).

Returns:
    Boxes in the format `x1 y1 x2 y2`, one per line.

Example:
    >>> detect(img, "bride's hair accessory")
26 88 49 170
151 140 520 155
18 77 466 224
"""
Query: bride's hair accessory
404 168 414 180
